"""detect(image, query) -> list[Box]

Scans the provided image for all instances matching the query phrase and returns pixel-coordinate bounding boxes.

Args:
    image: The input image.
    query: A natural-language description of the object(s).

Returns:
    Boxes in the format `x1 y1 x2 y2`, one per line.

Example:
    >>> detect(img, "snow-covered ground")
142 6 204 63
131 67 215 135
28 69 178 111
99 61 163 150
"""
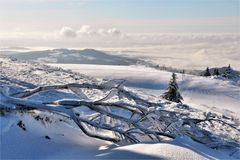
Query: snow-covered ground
1 113 212 159
1 58 239 159
49 63 240 117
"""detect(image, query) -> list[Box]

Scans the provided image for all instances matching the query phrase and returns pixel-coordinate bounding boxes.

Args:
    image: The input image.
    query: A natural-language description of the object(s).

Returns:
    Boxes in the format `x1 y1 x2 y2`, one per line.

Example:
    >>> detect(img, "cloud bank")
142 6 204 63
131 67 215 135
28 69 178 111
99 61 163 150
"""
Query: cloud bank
0 27 239 70
59 25 122 38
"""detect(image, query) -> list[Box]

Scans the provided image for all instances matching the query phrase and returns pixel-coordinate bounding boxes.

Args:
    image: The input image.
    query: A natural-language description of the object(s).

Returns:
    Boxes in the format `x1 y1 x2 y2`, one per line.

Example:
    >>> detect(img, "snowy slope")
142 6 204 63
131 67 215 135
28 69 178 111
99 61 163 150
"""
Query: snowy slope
1 113 212 159
1 57 239 159
49 63 240 117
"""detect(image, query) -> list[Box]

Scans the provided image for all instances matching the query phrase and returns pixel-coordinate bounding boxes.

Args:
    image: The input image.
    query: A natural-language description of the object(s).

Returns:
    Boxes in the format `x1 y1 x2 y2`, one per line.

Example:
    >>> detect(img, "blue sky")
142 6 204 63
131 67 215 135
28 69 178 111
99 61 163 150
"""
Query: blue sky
1 0 239 18
0 0 239 30
0 0 239 47
84 0 239 19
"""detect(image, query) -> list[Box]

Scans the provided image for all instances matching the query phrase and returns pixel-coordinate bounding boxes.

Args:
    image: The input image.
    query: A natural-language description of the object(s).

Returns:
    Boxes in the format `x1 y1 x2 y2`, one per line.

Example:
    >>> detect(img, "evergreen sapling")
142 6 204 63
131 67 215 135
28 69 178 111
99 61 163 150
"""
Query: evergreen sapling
162 73 183 103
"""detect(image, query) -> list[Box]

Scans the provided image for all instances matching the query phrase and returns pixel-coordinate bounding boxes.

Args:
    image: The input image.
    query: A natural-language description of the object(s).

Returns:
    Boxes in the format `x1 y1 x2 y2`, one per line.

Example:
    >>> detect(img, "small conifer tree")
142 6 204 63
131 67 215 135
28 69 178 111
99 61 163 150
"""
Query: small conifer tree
223 64 233 78
213 68 220 76
204 67 211 76
162 73 183 103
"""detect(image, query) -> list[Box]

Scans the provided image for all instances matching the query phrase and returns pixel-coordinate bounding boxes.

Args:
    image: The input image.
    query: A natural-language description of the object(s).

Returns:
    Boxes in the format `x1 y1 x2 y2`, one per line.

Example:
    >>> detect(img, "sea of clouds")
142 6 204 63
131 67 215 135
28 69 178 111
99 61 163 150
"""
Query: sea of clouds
0 26 239 70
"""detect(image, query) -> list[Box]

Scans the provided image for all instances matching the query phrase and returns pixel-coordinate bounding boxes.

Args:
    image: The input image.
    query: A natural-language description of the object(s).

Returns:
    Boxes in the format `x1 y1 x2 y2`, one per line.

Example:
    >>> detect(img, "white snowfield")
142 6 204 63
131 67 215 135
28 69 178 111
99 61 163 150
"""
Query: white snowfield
49 63 240 117
0 57 239 159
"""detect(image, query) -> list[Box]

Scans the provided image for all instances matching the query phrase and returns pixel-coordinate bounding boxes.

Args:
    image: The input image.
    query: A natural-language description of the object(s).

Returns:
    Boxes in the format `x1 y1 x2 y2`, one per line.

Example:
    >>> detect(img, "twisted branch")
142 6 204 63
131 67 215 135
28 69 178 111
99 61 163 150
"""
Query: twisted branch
1 81 239 148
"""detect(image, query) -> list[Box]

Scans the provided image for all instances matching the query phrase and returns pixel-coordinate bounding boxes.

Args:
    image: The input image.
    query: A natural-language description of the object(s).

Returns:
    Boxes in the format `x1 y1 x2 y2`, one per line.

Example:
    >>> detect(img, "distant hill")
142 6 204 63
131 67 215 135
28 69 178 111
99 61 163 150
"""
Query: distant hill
3 48 145 65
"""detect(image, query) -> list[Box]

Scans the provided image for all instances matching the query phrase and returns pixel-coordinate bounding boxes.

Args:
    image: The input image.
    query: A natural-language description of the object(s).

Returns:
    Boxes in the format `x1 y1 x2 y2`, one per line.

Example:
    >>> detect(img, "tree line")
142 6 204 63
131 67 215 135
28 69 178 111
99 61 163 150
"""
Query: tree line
203 64 234 78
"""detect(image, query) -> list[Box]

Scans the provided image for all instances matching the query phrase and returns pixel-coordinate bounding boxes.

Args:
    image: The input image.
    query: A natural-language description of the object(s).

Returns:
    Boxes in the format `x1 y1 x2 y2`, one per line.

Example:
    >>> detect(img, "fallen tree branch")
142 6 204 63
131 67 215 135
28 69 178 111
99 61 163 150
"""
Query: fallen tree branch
1 81 239 149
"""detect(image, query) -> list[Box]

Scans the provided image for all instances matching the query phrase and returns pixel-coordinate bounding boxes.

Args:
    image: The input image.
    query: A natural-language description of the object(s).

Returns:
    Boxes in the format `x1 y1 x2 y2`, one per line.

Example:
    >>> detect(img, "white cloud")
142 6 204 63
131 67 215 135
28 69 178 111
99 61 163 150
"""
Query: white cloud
77 25 99 36
60 27 77 38
97 28 108 36
77 25 92 35
59 25 123 38
107 28 121 36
